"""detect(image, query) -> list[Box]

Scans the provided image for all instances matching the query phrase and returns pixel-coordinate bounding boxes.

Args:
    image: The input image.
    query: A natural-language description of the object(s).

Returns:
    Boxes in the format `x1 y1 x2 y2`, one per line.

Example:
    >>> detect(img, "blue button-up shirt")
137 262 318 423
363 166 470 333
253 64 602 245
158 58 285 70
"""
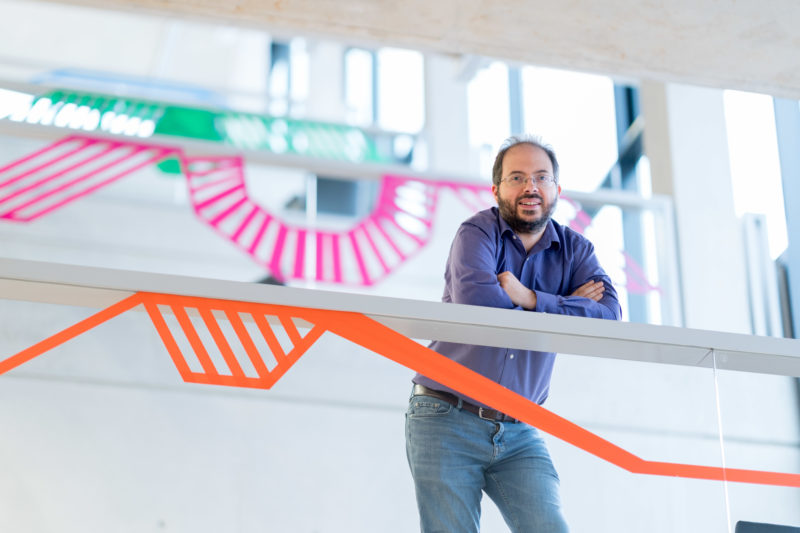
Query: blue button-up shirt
414 207 621 406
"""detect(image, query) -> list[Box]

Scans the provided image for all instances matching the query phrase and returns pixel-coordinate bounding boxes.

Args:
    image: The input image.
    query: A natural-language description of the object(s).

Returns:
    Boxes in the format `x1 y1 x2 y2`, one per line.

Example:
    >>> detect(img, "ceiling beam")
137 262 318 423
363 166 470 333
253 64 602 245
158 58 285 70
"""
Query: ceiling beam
35 0 800 98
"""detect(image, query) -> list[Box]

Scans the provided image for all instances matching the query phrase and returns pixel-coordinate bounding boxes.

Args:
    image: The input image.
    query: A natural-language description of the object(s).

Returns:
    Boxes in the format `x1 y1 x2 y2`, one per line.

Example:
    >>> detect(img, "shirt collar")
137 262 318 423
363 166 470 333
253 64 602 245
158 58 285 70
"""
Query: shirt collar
536 220 561 252
495 208 562 252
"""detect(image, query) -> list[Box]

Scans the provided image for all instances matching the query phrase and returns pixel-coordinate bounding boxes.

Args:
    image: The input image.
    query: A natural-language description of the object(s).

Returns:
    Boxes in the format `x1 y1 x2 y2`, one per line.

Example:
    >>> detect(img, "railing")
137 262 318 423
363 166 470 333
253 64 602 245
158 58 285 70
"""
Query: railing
1 258 797 377
2 257 799 531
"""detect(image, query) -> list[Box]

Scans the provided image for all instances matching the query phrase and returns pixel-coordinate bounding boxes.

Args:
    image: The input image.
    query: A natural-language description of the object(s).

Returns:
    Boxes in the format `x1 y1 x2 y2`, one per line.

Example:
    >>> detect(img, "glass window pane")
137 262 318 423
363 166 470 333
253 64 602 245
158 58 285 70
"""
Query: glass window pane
377 48 424 133
724 90 787 259
521 66 618 193
716 367 800 529
289 38 309 116
344 48 374 126
467 61 510 174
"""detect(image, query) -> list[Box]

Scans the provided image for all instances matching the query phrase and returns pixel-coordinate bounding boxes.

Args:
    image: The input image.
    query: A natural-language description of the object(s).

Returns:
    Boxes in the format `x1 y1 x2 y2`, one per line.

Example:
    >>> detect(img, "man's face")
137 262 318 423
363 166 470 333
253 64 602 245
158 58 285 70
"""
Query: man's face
492 143 561 235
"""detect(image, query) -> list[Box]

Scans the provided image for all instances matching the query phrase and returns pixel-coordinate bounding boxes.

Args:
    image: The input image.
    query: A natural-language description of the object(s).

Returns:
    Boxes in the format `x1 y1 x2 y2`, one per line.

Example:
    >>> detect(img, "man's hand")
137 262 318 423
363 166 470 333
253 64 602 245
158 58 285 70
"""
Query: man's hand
497 271 537 310
570 280 605 301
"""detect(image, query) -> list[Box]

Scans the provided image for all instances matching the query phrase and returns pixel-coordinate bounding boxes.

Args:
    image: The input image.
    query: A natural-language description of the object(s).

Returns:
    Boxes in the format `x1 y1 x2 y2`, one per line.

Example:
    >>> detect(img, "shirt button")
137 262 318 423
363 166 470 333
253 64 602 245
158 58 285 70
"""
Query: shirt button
509 354 515 359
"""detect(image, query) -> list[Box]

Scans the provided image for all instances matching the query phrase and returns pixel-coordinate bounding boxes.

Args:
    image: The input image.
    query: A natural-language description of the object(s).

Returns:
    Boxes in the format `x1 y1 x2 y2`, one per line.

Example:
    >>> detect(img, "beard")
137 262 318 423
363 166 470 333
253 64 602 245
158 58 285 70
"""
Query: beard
497 193 557 235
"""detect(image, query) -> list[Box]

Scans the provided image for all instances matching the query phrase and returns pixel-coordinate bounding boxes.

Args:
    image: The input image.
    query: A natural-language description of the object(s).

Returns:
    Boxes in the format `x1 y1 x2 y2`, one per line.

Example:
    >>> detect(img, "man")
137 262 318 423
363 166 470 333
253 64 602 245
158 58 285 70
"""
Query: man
405 135 621 532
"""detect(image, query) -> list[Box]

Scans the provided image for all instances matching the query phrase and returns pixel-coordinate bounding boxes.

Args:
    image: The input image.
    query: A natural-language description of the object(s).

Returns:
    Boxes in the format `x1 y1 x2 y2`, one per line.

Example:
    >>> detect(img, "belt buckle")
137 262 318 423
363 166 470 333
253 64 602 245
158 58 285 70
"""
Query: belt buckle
477 407 496 422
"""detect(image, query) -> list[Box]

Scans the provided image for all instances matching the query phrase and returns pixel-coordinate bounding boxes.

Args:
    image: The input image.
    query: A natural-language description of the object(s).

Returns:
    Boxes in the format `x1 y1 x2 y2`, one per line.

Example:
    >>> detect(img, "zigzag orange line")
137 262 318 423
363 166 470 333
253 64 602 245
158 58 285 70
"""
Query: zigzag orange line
1 291 798 488
0 293 142 374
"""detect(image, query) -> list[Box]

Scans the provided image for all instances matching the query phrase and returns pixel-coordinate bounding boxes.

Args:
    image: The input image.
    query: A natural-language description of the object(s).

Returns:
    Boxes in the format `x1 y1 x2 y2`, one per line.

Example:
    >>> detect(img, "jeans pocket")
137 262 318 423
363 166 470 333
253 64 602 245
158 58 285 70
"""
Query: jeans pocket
407 396 453 418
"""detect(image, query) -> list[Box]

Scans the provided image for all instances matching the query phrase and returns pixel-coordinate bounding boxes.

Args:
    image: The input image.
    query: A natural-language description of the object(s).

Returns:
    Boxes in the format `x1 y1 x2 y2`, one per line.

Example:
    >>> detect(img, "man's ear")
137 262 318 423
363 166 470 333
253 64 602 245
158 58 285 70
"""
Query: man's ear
557 184 562 196
491 184 498 199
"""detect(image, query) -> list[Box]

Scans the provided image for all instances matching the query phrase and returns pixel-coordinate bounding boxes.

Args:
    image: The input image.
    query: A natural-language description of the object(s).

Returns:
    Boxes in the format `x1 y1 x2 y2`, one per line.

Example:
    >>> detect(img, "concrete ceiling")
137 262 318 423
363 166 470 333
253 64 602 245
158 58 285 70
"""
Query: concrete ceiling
36 0 800 99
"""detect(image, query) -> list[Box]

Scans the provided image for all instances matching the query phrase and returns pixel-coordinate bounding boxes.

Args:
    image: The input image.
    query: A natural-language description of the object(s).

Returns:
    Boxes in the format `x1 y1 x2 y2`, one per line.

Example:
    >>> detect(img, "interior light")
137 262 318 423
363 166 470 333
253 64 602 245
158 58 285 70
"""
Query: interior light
101 111 116 131
237 118 259 149
82 109 101 131
123 116 141 136
137 119 155 138
291 131 309 153
269 134 288 153
0 88 34 121
39 101 62 126
270 119 288 136
251 118 269 147
25 98 52 124
53 103 77 128
110 114 129 135
345 130 368 161
68 105 91 129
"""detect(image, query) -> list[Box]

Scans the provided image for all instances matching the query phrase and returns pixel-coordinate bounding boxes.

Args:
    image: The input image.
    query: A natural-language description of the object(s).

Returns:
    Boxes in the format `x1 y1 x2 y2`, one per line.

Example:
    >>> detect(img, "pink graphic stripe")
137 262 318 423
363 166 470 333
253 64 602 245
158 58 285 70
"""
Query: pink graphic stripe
0 138 661 294
0 142 118 208
209 196 248 227
268 225 289 278
190 173 242 193
372 217 407 260
331 234 343 283
0 137 93 190
293 230 306 279
8 146 176 222
19 148 175 221
231 204 260 243
193 184 244 211
361 222 390 275
349 229 371 285
316 233 326 281
248 213 273 255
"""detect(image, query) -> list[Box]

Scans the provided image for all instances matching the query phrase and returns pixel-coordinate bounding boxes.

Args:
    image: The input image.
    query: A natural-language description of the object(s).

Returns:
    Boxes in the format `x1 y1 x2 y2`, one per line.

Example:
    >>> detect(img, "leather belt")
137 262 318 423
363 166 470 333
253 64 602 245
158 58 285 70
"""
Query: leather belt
412 383 519 423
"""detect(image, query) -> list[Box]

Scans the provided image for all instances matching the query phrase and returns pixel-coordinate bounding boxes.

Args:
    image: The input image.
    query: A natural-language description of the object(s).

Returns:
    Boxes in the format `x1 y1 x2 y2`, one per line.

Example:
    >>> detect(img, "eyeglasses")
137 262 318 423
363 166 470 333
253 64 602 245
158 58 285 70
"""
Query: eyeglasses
501 175 557 188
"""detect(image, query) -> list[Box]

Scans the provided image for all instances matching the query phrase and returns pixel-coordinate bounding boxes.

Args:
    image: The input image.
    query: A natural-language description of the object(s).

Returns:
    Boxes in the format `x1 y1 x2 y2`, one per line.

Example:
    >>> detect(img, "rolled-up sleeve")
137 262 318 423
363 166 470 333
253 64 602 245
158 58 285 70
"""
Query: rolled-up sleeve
534 240 621 320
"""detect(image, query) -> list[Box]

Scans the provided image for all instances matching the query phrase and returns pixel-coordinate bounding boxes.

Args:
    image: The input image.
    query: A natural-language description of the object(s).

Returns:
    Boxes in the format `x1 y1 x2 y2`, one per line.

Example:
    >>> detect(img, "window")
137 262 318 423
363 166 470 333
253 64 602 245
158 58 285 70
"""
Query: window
724 90 787 259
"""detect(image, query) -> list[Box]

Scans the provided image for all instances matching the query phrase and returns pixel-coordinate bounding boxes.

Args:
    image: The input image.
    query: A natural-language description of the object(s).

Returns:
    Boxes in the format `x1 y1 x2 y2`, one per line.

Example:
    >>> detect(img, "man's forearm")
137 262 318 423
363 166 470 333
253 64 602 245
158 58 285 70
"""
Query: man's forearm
497 271 537 309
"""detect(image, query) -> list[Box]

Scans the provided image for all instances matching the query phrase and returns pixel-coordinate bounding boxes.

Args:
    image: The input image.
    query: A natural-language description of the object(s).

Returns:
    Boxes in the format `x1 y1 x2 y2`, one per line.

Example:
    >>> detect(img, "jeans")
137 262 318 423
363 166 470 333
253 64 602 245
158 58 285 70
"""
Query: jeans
405 391 569 533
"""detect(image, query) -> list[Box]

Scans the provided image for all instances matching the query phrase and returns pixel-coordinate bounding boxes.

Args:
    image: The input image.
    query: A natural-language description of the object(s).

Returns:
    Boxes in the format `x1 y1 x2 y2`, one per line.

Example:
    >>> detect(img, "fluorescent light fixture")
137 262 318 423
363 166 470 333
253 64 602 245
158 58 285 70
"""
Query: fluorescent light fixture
0 88 35 121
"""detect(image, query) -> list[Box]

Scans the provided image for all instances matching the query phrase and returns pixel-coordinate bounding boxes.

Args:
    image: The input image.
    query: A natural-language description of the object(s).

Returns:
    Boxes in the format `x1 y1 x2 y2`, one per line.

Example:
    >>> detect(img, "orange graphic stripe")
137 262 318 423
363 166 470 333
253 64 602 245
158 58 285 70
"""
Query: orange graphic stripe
252 313 287 359
0 293 141 374
142 299 193 379
224 309 272 379
198 306 246 379
170 304 219 378
1 291 799 488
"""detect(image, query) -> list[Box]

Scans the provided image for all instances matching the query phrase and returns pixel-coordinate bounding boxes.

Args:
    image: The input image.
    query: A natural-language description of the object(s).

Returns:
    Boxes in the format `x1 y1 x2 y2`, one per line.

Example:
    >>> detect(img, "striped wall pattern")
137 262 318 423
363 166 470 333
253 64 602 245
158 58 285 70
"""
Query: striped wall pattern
184 158 438 285
0 135 660 294
141 292 325 389
0 136 176 222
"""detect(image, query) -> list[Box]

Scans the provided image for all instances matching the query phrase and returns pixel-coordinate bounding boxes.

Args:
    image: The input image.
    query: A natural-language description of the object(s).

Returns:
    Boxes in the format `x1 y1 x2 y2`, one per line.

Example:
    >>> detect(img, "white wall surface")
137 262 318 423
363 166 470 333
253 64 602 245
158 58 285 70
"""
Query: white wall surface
642 82 752 334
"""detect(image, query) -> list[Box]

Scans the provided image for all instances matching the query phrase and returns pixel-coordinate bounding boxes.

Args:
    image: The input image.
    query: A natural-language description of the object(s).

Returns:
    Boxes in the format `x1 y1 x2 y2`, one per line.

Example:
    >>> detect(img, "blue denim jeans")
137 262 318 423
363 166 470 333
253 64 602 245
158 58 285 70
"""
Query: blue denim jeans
405 391 569 533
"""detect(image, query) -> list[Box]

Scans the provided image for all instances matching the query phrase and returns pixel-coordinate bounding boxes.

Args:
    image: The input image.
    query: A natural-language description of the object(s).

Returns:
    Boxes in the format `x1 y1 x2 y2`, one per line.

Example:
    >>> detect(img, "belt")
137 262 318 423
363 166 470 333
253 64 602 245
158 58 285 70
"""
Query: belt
412 384 519 423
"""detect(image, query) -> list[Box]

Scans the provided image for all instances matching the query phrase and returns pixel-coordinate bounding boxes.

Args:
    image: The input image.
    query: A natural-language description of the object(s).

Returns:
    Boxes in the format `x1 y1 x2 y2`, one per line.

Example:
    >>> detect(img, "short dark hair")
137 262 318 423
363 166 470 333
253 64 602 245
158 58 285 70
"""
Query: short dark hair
491 135 559 187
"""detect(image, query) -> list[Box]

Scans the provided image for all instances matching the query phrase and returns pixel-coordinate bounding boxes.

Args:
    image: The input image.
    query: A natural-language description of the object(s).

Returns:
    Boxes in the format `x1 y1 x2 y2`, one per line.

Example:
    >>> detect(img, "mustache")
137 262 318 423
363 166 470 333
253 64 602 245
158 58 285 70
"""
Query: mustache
518 194 542 201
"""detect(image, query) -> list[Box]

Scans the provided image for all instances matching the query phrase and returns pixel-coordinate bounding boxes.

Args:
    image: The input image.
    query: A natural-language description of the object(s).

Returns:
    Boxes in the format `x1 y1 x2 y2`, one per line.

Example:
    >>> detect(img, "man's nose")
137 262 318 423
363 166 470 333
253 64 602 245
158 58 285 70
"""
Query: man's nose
522 177 539 192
